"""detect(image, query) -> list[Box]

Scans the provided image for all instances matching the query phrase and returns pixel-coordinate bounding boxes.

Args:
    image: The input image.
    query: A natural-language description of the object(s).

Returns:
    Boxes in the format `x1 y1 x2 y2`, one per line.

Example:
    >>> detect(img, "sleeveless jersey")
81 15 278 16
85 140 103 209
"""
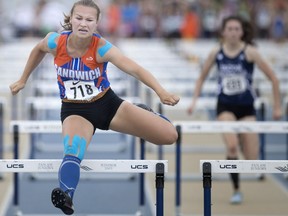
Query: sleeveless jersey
54 31 110 101
215 47 255 105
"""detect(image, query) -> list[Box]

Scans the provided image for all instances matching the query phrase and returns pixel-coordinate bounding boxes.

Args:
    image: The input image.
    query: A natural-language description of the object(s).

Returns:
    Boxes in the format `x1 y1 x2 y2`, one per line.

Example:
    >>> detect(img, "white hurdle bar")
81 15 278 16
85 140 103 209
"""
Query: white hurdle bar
0 159 168 173
173 121 288 133
200 160 288 216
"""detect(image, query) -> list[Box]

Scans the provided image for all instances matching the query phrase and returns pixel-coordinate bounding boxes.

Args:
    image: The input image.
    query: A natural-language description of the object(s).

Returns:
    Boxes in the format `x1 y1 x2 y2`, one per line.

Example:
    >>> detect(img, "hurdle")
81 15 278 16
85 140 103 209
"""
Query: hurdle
0 97 6 180
0 98 5 161
9 122 167 216
200 160 288 216
284 96 288 160
2 159 167 216
172 121 288 216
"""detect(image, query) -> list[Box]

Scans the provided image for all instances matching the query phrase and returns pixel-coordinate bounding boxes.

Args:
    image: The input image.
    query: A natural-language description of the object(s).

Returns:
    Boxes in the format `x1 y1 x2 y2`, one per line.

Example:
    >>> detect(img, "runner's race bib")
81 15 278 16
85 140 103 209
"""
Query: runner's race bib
222 75 247 95
64 80 100 100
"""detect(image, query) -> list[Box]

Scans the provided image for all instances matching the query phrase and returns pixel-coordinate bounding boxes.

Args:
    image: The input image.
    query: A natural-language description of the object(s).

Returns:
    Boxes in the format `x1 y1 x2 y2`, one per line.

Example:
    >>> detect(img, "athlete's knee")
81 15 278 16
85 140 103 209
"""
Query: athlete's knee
161 126 178 145
63 135 87 160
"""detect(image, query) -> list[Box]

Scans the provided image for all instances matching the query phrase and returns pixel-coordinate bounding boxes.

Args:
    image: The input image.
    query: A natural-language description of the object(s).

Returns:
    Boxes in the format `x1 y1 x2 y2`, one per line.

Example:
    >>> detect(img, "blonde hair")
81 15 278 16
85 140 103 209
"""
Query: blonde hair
61 0 101 31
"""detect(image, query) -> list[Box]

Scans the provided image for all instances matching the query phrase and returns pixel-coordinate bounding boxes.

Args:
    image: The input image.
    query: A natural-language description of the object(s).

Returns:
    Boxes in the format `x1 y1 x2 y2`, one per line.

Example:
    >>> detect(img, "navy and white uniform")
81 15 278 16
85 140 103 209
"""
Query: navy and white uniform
215 46 256 119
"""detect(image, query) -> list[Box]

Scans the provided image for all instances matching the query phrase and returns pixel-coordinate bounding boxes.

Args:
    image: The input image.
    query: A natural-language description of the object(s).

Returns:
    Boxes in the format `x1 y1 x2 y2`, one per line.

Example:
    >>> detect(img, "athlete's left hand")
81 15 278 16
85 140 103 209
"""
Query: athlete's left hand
159 91 180 106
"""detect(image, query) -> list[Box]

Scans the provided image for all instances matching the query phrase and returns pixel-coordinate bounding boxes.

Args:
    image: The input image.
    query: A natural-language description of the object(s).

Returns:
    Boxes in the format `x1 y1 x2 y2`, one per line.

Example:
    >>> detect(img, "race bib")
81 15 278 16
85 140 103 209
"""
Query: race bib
222 75 247 95
64 80 100 100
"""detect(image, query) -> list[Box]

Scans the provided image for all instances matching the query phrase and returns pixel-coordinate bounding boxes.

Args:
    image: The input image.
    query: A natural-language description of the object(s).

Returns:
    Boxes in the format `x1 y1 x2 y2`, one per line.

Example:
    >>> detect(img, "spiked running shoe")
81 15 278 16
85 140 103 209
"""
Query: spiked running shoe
51 188 74 215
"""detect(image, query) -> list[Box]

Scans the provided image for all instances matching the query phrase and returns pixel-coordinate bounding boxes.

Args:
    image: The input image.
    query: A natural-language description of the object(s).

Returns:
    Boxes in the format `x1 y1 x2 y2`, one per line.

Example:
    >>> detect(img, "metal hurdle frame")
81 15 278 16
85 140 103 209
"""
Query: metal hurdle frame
9 122 167 216
0 97 6 180
0 98 5 161
200 160 288 216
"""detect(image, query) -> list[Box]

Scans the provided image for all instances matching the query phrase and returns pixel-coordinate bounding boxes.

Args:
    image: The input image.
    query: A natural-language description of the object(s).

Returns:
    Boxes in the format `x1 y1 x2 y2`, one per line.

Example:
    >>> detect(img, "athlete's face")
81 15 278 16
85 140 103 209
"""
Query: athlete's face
222 20 243 44
70 5 99 38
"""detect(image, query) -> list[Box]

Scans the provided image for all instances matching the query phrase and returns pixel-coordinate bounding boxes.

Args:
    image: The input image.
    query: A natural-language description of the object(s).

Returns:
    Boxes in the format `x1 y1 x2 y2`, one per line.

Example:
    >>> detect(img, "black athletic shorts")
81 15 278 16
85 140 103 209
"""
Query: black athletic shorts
61 88 124 132
216 101 256 120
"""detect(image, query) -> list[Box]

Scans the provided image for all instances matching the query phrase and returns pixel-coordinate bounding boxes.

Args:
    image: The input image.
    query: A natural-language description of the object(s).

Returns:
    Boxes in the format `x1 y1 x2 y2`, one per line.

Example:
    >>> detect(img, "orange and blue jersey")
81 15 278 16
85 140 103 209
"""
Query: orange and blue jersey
54 31 110 101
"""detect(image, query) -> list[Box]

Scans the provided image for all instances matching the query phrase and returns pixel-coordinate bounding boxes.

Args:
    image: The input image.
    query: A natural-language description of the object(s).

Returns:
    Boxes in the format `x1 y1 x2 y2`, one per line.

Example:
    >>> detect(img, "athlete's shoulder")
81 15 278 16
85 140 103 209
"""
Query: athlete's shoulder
245 44 258 54
44 32 61 50
96 36 114 58
244 44 260 61
208 45 221 60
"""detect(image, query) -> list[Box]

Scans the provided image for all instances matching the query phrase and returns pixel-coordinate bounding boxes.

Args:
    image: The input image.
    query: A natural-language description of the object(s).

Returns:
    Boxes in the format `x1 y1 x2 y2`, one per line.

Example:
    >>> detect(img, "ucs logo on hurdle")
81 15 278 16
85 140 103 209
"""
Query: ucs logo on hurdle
219 164 237 169
131 165 148 169
7 163 24 169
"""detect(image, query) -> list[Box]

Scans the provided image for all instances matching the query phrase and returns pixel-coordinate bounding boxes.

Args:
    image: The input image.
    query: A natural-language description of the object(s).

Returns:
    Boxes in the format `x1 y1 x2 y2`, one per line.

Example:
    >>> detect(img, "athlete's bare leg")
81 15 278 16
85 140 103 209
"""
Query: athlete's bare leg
109 101 178 145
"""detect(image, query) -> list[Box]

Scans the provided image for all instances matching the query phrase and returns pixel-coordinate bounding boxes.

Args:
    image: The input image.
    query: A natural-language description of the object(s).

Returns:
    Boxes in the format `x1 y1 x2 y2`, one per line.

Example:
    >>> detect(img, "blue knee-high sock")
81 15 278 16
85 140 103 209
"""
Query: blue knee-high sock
58 155 81 199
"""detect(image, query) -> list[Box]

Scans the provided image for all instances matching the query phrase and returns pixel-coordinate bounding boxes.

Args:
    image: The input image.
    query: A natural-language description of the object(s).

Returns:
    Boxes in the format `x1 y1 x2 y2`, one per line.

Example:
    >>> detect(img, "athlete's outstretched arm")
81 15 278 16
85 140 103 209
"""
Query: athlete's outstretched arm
97 38 179 106
247 46 282 120
187 47 219 114
10 33 54 95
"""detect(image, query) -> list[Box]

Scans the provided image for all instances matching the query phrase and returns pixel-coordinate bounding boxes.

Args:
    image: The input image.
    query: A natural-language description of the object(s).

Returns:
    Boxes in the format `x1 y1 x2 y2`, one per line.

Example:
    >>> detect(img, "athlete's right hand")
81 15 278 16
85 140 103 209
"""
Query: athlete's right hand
187 102 195 115
10 81 25 95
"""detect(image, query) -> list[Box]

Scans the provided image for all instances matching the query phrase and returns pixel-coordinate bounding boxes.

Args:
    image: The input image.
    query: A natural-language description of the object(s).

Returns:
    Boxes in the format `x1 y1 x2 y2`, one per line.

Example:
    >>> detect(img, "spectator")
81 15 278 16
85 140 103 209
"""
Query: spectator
271 9 286 42
255 1 271 39
180 4 200 39
105 0 121 39
34 0 66 37
12 3 35 37
160 2 183 39
119 0 140 37
201 1 218 38
138 0 158 38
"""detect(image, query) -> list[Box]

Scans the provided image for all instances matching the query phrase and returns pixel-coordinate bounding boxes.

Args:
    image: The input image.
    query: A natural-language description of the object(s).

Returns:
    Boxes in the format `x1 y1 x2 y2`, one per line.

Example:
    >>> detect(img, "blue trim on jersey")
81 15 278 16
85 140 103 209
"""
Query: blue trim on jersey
98 40 113 57
47 32 59 49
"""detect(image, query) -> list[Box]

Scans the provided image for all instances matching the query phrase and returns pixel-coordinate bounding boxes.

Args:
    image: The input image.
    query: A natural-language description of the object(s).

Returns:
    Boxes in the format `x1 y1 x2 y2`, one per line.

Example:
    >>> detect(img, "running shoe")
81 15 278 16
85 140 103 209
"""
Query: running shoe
230 191 243 204
51 188 74 215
